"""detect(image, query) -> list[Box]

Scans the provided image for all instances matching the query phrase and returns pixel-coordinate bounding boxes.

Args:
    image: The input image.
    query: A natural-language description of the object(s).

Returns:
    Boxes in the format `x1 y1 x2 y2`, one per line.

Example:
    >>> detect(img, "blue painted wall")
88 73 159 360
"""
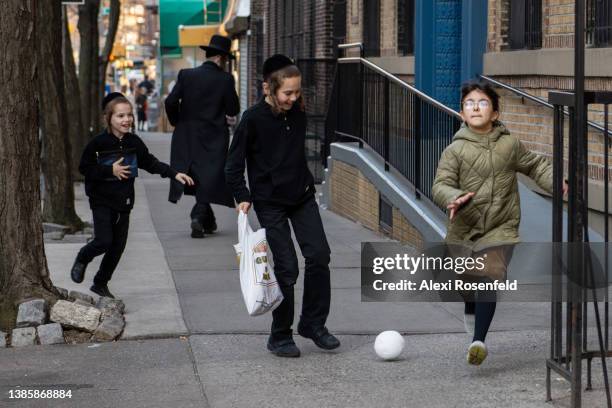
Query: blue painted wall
435 1 462 110
415 0 488 110
461 0 488 84
415 0 435 97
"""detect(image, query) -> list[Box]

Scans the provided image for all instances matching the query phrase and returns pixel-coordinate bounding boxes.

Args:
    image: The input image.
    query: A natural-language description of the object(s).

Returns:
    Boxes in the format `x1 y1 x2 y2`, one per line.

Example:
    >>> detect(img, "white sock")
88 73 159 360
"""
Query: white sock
464 313 475 336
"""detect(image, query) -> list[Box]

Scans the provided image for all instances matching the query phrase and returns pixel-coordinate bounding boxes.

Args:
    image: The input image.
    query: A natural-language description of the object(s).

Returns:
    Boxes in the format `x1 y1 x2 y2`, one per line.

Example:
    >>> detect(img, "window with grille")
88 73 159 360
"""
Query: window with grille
397 0 414 55
332 0 347 54
255 19 264 101
509 0 542 50
363 0 380 57
280 0 304 59
587 0 612 46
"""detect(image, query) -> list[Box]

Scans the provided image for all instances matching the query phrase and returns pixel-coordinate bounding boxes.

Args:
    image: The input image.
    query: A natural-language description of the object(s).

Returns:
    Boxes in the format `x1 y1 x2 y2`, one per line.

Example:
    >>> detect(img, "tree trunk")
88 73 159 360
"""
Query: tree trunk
38 0 83 231
0 0 58 331
78 0 101 137
99 0 121 108
63 7 85 181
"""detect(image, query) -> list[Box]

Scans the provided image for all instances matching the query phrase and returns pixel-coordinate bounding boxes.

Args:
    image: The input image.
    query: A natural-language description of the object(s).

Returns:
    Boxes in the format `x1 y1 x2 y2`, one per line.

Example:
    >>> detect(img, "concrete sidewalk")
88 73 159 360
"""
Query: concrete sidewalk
1 132 610 408
1 331 610 407
45 178 188 339
141 132 555 336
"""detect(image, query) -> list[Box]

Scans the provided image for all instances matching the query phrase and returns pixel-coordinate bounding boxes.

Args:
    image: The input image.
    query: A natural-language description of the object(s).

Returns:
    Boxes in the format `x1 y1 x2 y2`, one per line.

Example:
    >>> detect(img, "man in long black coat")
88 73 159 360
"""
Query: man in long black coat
165 35 240 238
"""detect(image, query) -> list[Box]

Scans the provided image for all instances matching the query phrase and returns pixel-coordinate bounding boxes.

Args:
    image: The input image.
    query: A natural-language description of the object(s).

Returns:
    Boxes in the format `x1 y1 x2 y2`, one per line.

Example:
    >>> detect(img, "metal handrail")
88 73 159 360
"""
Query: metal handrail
339 57 462 120
338 42 364 51
480 74 612 140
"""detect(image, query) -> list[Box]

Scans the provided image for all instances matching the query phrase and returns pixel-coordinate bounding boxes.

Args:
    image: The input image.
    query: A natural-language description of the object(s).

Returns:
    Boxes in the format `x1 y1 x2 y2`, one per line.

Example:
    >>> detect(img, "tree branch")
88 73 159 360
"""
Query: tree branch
100 0 121 68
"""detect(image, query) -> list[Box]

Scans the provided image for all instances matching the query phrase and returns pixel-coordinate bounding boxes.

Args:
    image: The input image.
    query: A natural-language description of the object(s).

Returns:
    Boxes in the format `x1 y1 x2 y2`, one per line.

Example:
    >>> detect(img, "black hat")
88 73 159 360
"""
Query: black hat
199 34 235 59
262 54 294 80
102 92 125 110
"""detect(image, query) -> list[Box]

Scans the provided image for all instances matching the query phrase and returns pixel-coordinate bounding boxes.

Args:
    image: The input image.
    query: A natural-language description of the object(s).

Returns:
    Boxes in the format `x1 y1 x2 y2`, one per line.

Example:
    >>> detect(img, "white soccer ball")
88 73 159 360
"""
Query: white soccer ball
374 330 405 360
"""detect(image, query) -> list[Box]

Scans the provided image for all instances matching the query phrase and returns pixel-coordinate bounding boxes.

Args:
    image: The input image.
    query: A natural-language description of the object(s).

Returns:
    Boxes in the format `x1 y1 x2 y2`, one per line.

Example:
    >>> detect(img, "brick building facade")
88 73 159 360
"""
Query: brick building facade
485 0 612 193
344 0 415 83
225 1 611 244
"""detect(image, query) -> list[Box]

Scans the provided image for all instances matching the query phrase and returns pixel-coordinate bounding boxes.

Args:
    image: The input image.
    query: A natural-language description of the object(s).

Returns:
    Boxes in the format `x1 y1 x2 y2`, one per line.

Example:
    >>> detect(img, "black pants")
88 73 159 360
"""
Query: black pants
464 293 497 342
462 245 514 342
77 206 130 286
254 195 331 341
190 201 216 230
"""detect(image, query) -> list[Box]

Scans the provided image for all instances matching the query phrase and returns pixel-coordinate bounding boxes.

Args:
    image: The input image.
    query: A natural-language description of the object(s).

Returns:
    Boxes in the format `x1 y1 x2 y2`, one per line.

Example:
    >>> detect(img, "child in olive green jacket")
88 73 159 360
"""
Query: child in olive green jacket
432 81 565 366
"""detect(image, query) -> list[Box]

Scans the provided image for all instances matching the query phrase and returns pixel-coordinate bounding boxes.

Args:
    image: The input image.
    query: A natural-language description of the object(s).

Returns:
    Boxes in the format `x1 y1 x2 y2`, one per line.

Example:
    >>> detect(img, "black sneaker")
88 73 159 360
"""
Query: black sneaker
203 220 217 234
267 338 301 358
90 283 115 299
71 260 87 284
297 325 340 350
190 219 205 238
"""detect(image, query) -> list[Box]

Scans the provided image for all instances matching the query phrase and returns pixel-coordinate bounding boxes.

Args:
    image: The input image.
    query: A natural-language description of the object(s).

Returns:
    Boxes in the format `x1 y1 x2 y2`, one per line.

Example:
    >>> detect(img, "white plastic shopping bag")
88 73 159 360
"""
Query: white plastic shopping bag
234 211 283 316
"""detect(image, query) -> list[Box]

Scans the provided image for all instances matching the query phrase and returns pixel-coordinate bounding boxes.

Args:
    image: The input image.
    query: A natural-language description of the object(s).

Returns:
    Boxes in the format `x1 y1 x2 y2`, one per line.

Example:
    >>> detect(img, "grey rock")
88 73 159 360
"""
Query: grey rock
61 234 90 243
16 299 47 327
50 300 101 332
37 323 64 345
83 227 94 235
92 315 125 341
44 231 65 241
96 297 125 315
63 329 92 344
11 327 37 347
43 223 70 233
74 299 93 308
0 331 6 347
69 290 94 305
100 309 122 322
55 287 69 300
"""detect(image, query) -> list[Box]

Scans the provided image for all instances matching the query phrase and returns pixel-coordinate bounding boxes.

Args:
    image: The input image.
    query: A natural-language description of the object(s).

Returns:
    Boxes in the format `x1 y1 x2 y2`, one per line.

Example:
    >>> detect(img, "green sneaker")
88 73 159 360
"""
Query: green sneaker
467 341 488 366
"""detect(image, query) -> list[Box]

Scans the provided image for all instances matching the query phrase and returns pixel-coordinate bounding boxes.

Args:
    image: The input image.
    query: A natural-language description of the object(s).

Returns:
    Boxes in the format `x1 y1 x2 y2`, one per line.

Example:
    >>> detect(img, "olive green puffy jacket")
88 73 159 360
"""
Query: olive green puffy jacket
431 122 553 251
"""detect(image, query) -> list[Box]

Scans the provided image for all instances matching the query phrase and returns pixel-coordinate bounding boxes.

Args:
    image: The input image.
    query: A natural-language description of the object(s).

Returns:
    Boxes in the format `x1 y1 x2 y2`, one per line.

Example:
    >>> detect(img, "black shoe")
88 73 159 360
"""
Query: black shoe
203 220 217 235
90 283 115 299
190 219 205 238
297 325 340 350
71 260 87 284
267 338 301 358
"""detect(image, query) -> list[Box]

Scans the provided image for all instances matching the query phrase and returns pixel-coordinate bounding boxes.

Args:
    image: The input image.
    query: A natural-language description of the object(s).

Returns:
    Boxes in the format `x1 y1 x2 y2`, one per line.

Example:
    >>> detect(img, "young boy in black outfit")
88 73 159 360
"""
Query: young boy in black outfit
225 55 340 357
71 93 193 298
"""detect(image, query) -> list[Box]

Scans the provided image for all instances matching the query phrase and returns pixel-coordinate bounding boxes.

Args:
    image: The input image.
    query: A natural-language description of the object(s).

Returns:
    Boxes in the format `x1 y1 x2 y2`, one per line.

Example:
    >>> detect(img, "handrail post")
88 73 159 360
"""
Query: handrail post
358 61 364 149
414 97 421 199
384 77 390 171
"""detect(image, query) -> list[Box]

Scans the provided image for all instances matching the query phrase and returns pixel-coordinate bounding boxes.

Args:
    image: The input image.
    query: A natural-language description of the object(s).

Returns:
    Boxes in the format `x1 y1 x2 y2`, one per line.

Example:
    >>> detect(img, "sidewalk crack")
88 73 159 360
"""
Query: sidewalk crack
186 336 211 408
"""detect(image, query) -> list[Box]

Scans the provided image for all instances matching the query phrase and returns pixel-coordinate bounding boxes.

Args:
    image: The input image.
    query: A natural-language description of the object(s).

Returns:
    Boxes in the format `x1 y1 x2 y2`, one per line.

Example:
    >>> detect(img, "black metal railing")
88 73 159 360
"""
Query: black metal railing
297 58 337 183
547 91 611 408
587 0 612 47
324 48 462 205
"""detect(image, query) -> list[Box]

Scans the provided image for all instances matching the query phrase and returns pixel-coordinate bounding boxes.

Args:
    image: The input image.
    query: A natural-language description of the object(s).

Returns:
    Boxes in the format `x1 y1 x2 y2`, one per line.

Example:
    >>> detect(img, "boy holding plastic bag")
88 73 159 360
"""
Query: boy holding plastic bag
226 55 340 358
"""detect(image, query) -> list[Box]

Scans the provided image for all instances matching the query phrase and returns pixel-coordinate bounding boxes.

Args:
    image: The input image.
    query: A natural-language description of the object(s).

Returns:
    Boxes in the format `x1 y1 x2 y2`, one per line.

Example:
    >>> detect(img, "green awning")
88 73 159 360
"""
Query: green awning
159 0 229 57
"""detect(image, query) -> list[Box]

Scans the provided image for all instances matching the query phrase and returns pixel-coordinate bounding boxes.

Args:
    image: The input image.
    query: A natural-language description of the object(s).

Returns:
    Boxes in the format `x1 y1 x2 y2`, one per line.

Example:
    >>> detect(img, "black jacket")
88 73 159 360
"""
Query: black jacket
80 130 177 212
165 61 240 206
225 99 315 205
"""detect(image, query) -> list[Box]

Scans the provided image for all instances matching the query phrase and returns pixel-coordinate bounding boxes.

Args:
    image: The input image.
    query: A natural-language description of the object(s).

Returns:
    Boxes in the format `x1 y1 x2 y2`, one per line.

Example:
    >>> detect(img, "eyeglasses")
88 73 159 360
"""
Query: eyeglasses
462 100 491 110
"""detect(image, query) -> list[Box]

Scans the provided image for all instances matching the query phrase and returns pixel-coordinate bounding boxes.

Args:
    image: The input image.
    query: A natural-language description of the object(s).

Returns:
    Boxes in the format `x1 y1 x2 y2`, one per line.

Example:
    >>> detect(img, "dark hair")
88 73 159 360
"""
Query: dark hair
460 80 500 112
265 64 305 114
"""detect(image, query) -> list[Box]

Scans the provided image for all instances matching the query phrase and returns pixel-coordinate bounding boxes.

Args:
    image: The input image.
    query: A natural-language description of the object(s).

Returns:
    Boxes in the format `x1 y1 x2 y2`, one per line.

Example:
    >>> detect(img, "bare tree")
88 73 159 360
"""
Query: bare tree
99 0 122 102
78 0 101 137
38 0 83 231
0 0 58 330
63 6 86 181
